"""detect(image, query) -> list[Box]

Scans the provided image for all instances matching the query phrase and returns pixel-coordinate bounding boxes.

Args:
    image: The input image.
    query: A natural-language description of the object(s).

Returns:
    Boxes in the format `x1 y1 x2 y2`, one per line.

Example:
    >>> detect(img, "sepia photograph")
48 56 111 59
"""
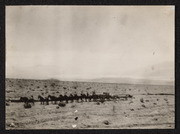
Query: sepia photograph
5 6 174 129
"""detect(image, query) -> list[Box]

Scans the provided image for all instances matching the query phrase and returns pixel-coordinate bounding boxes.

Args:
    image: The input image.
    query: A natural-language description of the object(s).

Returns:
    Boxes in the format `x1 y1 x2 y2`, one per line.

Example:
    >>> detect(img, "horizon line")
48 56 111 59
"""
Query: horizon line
5 78 174 86
5 76 174 81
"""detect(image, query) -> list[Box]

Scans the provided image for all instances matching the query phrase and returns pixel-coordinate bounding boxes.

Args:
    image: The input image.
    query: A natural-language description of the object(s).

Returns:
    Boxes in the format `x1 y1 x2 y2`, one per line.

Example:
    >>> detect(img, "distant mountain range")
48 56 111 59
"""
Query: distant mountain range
52 61 174 85
6 77 174 85
89 77 174 85
56 77 174 85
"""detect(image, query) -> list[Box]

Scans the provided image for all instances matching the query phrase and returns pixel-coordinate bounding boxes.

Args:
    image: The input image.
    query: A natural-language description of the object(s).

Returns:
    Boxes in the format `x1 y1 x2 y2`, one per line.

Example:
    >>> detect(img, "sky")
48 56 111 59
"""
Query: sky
6 6 174 81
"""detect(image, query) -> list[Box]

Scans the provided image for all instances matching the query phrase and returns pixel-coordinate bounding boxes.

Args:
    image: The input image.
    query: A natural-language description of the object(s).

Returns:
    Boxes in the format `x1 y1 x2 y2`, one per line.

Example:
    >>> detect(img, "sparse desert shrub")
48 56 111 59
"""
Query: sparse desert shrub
96 102 100 105
141 104 146 108
24 103 32 109
99 99 105 103
71 104 76 108
86 87 91 90
6 102 10 106
140 98 144 103
51 83 56 87
56 106 60 109
74 117 78 120
58 102 66 107
103 120 110 125
154 118 158 121
6 90 13 93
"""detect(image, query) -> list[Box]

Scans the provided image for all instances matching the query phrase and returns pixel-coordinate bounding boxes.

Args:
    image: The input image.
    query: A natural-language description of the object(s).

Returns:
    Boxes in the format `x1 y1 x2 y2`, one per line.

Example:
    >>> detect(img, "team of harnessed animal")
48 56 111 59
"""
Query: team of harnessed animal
19 92 133 105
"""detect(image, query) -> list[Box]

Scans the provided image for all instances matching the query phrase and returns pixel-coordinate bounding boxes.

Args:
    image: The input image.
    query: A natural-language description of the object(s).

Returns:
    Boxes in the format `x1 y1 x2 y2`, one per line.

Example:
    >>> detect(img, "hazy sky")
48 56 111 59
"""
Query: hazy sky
6 6 174 80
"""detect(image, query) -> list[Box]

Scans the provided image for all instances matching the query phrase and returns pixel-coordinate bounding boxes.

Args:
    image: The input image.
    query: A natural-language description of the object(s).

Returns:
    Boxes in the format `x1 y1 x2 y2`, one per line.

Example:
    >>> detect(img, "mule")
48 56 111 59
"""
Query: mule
92 91 99 101
58 94 64 102
86 92 92 102
48 95 58 104
73 93 80 102
63 94 69 103
28 96 35 105
69 94 74 103
80 93 87 102
38 95 49 105
19 97 29 103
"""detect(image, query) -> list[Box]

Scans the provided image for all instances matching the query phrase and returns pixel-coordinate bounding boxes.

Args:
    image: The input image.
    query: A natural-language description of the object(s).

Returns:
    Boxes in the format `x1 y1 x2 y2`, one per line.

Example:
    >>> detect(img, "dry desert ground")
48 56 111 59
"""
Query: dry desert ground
5 78 174 129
